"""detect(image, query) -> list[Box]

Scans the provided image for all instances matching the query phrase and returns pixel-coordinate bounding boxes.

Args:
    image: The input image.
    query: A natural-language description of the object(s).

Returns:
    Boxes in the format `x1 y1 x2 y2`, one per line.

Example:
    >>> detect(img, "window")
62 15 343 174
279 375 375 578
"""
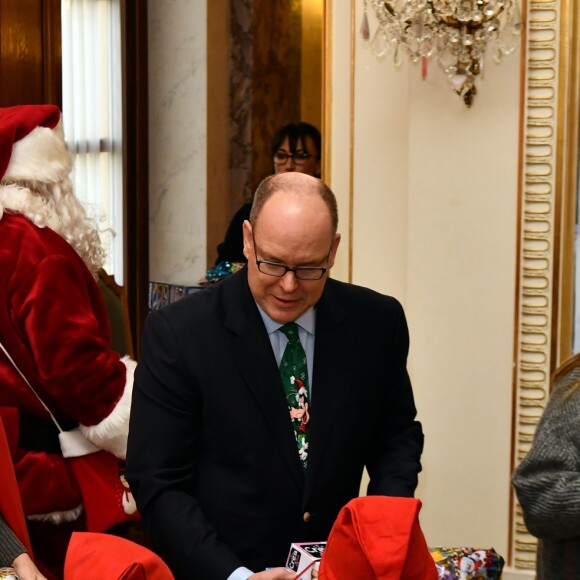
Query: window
61 0 123 283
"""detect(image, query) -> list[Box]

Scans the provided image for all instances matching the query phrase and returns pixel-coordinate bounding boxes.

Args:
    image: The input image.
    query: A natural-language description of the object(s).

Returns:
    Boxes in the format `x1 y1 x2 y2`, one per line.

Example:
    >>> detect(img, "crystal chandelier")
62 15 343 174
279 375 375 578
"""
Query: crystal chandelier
361 0 523 107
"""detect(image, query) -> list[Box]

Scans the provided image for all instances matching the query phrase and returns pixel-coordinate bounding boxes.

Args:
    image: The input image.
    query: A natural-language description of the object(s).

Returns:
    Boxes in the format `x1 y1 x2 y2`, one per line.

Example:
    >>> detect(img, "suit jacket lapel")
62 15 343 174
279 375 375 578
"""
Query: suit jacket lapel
304 280 351 500
223 271 304 490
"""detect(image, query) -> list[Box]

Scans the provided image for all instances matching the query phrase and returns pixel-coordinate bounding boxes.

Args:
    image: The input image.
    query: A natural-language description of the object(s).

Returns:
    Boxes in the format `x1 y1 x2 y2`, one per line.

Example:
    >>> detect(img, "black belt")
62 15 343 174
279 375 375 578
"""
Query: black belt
18 412 77 454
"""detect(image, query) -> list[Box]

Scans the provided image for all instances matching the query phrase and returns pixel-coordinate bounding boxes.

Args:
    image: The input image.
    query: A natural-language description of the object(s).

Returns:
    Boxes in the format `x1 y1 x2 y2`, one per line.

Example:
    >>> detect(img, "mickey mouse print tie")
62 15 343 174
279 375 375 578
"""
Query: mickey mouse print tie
279 322 310 469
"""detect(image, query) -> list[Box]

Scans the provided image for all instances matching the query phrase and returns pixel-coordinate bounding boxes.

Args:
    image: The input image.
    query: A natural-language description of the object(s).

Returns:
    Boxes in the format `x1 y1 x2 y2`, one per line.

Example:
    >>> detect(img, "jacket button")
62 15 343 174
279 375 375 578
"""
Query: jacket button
303 512 311 523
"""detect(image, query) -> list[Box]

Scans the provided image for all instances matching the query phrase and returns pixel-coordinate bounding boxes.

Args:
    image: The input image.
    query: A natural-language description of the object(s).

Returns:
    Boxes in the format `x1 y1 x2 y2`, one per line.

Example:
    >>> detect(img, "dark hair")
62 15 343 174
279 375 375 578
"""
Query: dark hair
250 173 338 234
271 122 322 161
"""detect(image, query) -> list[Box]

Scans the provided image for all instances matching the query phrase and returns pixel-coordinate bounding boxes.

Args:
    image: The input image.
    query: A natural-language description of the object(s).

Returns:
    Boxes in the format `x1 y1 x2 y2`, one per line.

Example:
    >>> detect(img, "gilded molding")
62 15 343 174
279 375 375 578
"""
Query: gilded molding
511 0 561 570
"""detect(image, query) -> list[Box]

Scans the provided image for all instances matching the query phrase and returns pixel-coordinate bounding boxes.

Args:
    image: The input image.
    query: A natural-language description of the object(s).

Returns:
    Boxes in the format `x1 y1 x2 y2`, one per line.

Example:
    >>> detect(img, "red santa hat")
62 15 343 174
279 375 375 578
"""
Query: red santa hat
0 104 72 183
318 496 438 580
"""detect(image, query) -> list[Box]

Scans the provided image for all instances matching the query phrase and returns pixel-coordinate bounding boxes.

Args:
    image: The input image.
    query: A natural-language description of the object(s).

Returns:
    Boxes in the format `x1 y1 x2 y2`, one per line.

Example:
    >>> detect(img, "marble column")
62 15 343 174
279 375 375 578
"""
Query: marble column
148 0 207 285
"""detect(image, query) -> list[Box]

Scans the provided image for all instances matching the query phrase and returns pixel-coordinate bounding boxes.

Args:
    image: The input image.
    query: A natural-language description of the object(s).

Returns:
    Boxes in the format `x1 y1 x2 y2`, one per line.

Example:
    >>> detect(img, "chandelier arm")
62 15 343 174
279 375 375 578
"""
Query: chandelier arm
382 1 396 18
422 0 509 30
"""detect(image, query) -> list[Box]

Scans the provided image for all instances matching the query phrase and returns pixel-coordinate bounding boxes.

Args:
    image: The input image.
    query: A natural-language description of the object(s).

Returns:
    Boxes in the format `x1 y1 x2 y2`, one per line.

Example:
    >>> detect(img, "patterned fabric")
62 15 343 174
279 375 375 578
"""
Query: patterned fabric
279 322 310 469
429 547 504 578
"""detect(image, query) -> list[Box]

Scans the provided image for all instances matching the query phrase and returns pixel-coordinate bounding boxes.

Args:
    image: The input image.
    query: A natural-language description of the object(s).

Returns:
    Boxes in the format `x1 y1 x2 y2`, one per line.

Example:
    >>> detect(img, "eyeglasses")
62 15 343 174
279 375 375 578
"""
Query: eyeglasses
252 234 330 281
273 151 313 165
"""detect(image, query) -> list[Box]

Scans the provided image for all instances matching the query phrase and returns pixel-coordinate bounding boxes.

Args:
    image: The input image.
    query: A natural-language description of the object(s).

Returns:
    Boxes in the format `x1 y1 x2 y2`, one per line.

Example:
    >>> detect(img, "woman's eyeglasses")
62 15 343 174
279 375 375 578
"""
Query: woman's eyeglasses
273 151 313 165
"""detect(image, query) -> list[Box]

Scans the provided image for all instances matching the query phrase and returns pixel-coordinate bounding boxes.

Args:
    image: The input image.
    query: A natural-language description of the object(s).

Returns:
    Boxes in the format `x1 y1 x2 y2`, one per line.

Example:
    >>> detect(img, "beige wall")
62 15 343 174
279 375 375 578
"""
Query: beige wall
328 1 525 575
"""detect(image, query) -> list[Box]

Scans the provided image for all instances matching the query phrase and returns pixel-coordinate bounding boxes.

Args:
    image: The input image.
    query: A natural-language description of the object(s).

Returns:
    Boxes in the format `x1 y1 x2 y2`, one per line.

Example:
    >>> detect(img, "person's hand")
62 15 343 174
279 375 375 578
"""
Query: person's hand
11 553 47 580
249 568 295 580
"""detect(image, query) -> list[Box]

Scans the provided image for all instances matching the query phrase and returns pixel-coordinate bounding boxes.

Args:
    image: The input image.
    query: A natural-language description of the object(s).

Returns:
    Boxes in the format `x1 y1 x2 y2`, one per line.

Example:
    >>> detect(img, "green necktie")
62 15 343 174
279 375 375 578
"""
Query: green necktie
279 322 310 469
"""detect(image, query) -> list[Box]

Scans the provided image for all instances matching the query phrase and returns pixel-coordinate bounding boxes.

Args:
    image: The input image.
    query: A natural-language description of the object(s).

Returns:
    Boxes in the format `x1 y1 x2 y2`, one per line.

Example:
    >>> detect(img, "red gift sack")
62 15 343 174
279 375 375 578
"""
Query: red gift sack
318 496 438 580
59 430 140 533
64 532 174 579
67 450 139 533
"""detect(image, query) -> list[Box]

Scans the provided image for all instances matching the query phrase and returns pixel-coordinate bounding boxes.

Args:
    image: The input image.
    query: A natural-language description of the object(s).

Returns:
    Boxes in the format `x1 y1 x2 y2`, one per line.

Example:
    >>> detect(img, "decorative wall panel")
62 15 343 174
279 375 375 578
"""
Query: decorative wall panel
511 0 561 570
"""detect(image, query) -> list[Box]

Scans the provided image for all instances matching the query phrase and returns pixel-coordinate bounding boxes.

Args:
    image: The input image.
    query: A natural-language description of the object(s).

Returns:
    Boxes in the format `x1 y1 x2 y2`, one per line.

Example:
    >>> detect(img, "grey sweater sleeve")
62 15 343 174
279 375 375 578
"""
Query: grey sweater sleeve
512 382 580 540
0 513 26 567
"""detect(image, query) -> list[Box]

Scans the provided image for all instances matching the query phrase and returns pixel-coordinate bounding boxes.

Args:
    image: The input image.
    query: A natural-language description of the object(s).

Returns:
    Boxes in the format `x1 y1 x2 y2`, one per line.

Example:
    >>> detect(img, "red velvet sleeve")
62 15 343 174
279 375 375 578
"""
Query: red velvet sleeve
10 253 126 427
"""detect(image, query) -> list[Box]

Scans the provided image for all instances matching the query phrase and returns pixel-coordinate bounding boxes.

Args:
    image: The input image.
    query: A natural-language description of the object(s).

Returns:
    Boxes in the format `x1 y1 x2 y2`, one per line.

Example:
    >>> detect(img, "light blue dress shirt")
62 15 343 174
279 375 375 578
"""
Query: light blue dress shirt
227 567 253 580
257 304 316 392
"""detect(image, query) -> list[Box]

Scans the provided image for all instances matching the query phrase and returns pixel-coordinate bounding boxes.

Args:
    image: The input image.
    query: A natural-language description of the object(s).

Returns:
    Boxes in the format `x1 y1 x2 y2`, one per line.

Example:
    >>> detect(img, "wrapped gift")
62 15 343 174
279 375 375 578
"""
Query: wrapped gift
430 547 504 579
286 542 326 579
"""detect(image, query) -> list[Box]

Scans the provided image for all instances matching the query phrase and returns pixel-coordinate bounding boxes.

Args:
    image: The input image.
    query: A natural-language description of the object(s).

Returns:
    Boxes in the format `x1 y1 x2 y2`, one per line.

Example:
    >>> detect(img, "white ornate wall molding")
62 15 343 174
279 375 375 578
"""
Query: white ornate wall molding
511 0 565 571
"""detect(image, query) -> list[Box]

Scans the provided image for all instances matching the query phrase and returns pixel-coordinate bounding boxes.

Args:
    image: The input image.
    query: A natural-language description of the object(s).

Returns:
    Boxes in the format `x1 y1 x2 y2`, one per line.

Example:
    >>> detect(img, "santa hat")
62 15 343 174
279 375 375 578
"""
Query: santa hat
64 532 174 579
0 104 72 183
318 496 438 580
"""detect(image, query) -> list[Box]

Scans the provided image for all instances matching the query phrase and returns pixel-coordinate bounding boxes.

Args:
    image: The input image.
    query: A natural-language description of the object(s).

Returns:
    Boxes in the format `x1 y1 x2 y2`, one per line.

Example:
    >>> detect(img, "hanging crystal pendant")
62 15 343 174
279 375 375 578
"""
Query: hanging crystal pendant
370 28 391 58
393 41 402 67
360 7 370 40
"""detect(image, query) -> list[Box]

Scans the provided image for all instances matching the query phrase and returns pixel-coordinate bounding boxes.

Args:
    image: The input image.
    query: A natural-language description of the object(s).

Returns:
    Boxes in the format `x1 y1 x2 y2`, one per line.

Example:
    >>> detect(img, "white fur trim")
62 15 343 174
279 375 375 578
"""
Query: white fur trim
59 428 100 458
79 356 136 460
4 119 72 183
27 503 84 525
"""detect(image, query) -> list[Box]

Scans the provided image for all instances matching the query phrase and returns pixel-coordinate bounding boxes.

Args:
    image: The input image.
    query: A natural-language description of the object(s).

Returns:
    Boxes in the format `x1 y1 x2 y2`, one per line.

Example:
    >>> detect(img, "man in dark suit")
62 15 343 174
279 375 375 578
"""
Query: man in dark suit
125 172 424 580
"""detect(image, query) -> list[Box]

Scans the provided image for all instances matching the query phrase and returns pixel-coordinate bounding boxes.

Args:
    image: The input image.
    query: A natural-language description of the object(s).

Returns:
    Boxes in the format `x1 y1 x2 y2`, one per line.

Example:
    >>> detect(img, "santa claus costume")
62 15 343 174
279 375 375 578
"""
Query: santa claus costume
0 105 135 579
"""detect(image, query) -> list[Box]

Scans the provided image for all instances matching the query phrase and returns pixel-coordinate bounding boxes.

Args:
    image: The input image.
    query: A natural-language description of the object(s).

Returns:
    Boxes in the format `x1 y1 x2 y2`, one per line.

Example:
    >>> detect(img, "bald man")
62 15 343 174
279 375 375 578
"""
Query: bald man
126 173 424 580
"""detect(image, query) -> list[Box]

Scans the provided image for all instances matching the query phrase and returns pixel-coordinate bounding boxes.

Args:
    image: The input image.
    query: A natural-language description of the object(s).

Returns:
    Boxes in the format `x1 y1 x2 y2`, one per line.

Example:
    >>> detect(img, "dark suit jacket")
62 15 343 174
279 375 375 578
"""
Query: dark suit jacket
125 268 424 579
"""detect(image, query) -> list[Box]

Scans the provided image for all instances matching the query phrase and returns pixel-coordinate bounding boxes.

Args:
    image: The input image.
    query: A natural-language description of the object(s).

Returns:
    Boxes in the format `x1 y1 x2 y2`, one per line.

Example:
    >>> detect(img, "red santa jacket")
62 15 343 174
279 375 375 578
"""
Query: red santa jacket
0 212 135 518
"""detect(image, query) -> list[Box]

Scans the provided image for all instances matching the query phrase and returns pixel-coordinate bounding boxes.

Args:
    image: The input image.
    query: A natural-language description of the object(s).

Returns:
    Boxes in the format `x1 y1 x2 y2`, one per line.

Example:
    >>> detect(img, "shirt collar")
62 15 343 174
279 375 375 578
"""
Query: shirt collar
256 303 316 336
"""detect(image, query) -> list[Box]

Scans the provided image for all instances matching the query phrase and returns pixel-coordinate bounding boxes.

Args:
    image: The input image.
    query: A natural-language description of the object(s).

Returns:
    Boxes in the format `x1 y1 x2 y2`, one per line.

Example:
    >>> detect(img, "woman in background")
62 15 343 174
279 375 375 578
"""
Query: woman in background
512 355 580 579
213 121 322 267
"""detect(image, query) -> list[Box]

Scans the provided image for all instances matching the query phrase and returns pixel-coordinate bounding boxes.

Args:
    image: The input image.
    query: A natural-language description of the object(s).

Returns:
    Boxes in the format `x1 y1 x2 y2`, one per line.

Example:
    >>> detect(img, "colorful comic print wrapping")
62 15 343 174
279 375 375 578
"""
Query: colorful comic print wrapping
429 547 505 579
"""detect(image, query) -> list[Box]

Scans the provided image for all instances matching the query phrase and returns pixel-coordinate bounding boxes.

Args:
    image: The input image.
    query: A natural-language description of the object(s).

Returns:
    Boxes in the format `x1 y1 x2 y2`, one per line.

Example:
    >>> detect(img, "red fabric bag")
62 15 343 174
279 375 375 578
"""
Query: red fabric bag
59 429 140 533
64 532 174 579
318 496 438 580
